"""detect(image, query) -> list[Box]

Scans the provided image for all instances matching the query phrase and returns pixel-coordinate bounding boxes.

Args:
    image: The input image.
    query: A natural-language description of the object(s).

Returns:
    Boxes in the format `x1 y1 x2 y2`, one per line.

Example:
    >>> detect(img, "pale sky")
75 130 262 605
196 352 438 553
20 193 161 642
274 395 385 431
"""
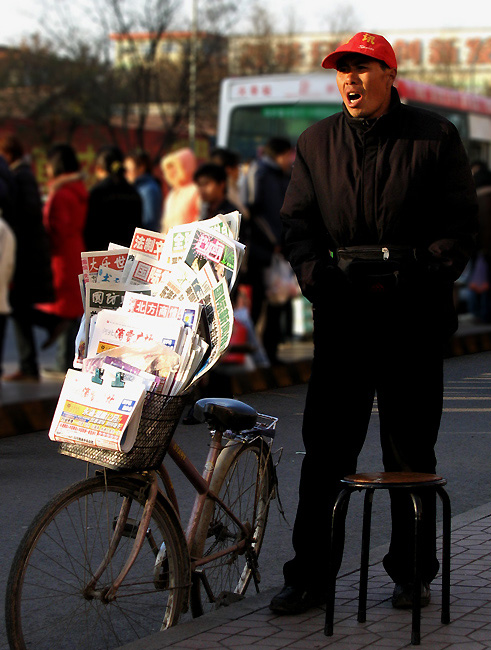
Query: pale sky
296 0 491 33
0 0 490 45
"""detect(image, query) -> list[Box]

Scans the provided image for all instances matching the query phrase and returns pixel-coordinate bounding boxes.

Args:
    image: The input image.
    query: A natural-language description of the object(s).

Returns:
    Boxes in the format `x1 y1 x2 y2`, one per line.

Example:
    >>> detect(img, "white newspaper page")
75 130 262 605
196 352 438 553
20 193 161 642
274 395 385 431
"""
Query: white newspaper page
82 357 161 393
215 211 241 240
155 261 202 303
83 282 153 359
126 253 174 287
49 369 147 452
81 249 129 284
121 293 202 335
121 228 166 282
129 228 166 259
183 226 241 290
160 216 234 266
188 270 234 386
87 309 185 359
97 266 124 284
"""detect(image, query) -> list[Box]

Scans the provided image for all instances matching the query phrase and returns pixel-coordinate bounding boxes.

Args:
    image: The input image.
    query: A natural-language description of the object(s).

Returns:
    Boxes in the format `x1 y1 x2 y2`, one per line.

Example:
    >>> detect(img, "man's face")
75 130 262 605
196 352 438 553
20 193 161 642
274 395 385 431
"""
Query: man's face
336 54 396 119
196 176 225 204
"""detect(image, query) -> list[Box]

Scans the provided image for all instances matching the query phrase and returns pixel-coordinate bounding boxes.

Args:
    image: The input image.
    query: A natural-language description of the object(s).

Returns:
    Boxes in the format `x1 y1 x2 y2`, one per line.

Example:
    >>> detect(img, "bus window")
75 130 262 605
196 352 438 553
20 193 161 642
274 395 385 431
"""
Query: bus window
228 103 341 160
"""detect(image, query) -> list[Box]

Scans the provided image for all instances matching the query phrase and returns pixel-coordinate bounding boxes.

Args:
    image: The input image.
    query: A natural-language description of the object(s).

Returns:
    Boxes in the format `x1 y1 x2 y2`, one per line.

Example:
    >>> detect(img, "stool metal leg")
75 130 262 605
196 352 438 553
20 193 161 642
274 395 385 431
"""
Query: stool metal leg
325 488 351 637
437 486 451 625
358 488 374 623
410 492 423 646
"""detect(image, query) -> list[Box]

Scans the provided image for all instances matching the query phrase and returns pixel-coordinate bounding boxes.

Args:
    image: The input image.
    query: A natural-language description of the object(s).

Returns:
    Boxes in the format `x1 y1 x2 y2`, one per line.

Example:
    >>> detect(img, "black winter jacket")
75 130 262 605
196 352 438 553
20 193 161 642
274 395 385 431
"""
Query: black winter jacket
85 175 142 251
246 156 291 267
9 161 54 306
281 87 478 305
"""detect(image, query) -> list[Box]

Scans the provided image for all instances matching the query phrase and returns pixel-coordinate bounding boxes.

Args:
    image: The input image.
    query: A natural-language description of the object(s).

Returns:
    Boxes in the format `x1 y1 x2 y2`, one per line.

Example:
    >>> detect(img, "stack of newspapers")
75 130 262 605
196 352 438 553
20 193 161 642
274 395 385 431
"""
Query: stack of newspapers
48 212 244 453
77 211 244 395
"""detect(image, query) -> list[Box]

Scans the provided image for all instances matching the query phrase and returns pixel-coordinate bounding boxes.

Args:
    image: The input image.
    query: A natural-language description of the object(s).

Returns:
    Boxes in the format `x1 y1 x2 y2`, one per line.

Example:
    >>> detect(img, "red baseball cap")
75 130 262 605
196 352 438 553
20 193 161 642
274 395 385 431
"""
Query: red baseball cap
321 32 397 70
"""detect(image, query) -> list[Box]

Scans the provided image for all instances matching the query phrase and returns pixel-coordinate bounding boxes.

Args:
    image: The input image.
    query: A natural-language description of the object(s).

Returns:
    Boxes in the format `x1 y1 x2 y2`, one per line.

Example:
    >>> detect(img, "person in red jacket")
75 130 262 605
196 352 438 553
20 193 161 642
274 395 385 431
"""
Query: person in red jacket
36 144 88 374
270 32 478 615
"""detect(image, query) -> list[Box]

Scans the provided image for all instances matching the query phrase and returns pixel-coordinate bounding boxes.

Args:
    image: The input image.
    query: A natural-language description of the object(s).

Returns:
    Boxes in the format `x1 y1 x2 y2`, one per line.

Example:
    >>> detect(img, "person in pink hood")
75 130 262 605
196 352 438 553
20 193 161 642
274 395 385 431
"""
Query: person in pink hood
36 143 88 373
160 147 200 234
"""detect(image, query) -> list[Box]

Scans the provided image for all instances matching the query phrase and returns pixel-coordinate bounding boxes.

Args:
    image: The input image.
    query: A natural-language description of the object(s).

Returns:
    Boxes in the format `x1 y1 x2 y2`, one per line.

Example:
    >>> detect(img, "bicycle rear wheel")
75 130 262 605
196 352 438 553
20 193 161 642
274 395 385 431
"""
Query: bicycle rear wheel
6 473 190 650
190 438 275 616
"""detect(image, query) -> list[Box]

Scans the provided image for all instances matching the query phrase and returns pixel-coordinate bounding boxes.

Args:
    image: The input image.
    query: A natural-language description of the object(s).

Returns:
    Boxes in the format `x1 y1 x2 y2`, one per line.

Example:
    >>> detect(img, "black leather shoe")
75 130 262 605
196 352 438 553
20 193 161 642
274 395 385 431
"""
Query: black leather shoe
392 582 431 609
269 585 325 615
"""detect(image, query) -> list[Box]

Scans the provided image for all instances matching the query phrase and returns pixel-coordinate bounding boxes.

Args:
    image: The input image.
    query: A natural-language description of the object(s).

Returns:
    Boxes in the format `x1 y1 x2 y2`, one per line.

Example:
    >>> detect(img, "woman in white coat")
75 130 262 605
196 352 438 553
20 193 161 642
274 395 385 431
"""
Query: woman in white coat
0 214 15 377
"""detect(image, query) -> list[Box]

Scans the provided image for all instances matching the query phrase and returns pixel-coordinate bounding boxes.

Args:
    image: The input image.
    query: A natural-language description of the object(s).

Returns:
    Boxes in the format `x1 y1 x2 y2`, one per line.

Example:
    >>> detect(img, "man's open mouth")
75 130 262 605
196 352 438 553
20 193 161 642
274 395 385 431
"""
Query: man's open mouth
348 92 362 103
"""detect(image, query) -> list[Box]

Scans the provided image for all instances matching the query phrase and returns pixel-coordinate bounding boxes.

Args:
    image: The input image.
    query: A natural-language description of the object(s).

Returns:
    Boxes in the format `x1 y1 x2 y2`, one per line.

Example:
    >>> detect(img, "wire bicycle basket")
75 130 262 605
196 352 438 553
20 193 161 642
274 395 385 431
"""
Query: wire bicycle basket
59 392 188 471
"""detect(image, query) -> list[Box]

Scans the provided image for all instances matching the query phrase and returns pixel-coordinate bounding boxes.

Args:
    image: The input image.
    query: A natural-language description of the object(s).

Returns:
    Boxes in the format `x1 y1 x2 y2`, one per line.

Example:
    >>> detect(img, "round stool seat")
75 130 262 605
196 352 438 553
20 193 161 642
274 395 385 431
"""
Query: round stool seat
342 472 447 489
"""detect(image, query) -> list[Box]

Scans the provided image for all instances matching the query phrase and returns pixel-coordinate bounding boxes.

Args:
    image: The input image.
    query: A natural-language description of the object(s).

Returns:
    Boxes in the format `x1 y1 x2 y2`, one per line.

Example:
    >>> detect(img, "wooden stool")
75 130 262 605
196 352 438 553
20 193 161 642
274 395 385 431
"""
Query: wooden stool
324 472 451 646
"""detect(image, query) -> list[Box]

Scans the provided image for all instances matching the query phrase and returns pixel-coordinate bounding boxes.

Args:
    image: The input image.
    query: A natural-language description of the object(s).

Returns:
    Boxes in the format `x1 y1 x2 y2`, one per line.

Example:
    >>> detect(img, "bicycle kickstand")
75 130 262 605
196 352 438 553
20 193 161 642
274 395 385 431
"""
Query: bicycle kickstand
246 550 261 593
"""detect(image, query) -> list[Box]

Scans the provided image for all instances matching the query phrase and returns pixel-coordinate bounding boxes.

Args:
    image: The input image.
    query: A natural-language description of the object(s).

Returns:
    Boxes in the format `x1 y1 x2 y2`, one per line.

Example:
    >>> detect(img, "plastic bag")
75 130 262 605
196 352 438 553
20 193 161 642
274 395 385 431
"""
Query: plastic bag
83 342 181 376
264 253 300 305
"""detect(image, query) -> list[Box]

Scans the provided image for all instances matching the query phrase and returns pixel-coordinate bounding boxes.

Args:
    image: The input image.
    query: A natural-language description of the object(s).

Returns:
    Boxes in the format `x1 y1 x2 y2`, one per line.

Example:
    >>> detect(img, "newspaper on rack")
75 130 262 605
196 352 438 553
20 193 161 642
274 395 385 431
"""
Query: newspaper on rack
87 309 186 359
81 249 129 284
125 253 174 287
156 261 201 302
74 281 154 367
160 213 242 267
86 308 198 395
219 211 242 240
55 215 244 453
86 282 153 320
121 293 202 336
97 266 124 284
48 369 147 452
187 263 234 387
182 223 245 290
121 228 166 282
82 356 162 393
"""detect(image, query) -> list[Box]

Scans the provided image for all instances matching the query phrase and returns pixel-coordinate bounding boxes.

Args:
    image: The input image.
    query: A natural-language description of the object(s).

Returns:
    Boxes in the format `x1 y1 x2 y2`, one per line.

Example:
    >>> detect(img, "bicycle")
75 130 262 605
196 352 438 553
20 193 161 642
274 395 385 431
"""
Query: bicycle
5 393 278 650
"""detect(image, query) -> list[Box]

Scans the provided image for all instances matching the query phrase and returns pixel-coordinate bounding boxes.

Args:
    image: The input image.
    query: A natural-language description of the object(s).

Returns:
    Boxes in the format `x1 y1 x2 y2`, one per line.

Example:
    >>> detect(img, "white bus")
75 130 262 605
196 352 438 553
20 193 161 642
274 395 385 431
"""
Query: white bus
216 72 491 165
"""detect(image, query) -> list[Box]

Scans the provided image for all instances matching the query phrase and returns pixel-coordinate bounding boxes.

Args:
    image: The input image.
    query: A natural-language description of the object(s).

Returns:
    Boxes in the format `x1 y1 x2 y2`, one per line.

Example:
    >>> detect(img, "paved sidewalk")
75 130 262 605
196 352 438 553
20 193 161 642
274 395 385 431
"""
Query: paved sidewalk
119 501 491 650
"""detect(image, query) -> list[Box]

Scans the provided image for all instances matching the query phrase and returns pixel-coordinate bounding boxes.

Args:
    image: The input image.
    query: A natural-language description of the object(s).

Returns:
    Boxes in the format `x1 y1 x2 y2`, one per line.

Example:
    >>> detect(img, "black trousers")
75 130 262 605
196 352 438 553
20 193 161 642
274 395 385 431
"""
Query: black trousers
283 283 446 592
10 307 63 376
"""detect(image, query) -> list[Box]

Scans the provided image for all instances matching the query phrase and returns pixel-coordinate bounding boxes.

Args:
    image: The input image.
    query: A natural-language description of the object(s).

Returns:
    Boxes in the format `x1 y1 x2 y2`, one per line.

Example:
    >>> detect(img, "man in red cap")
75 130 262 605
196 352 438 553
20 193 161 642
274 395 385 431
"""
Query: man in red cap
270 32 477 614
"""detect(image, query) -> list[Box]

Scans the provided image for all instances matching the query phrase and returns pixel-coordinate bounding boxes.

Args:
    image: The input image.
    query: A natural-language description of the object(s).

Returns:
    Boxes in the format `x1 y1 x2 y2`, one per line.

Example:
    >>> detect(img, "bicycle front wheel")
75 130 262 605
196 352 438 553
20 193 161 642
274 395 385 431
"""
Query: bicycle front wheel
190 438 275 617
6 473 190 650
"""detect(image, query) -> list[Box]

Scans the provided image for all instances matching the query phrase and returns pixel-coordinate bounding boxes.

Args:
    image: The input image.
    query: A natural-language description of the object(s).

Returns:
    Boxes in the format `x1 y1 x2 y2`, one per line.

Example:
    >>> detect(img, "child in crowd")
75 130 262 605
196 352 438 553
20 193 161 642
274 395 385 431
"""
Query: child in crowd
193 162 239 221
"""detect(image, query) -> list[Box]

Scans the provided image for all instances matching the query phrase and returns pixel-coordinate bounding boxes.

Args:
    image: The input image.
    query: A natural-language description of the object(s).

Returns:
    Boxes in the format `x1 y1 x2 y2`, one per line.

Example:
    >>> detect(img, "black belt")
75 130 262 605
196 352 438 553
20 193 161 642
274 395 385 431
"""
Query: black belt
335 245 417 264
335 246 417 292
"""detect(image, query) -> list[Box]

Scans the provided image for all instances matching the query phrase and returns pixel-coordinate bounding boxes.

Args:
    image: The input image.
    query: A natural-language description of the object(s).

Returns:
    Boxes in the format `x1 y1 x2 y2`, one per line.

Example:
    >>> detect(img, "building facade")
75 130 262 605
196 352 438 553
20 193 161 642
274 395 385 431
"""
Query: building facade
228 28 491 94
110 31 227 69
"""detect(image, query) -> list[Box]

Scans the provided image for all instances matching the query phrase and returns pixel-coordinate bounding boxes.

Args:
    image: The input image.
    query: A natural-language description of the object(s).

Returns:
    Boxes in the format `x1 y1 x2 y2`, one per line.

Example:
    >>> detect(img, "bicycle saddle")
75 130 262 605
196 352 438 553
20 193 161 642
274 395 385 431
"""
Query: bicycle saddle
194 398 257 432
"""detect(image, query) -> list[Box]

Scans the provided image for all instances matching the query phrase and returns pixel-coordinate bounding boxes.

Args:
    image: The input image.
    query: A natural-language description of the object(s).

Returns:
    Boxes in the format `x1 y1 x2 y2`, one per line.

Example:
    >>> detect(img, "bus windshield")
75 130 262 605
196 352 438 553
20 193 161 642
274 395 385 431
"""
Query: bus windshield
228 103 341 160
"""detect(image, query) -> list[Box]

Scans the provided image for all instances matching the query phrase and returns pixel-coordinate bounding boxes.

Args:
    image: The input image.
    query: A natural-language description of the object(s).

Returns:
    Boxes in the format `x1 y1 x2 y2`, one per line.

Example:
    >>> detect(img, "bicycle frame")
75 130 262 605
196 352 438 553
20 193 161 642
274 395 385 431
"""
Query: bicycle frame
92 428 256 601
83 403 278 606
163 430 253 569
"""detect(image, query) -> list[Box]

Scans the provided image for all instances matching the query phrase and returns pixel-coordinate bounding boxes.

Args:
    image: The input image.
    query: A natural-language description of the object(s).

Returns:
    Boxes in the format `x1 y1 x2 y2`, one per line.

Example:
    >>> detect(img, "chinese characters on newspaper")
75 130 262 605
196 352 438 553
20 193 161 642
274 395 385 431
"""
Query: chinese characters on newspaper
49 212 243 453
